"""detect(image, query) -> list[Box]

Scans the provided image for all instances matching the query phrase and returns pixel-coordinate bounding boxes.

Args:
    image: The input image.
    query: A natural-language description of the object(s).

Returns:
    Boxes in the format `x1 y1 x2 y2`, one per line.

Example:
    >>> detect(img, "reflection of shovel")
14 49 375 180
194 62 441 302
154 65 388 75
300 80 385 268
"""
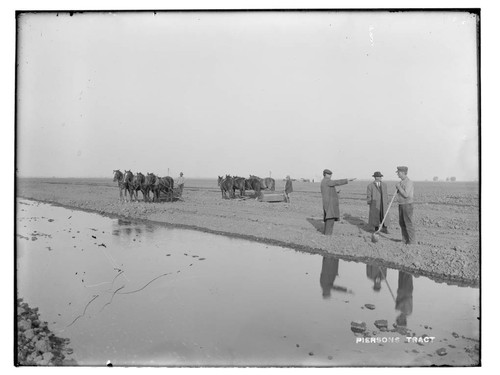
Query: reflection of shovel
371 191 397 243
382 273 396 302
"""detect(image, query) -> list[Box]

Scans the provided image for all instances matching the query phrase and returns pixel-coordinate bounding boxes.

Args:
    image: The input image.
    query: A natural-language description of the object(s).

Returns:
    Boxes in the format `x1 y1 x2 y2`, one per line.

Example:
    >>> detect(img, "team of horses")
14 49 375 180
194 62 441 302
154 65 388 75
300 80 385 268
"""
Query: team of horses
217 175 275 199
113 170 174 202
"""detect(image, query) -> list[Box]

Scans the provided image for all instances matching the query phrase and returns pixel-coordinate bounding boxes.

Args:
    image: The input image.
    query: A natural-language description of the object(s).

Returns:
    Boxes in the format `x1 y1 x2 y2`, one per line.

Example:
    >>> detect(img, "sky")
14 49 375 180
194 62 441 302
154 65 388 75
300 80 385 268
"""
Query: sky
16 10 479 181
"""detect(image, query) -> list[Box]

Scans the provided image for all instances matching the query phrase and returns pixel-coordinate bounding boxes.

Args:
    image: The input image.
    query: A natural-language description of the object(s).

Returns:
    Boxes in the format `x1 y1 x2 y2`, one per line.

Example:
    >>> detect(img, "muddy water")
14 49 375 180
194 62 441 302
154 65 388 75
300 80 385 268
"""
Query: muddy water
16 199 479 366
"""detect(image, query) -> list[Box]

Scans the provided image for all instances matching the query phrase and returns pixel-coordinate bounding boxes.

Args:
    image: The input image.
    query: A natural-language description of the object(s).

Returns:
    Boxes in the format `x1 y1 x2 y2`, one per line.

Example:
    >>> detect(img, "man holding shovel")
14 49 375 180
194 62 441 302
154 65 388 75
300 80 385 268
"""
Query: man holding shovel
321 169 356 235
395 166 415 245
367 171 390 234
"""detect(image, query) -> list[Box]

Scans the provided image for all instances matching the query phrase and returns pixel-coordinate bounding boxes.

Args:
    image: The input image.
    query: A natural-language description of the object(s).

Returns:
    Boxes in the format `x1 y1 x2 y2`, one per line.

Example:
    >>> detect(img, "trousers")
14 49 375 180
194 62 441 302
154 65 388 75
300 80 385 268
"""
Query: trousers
398 204 415 244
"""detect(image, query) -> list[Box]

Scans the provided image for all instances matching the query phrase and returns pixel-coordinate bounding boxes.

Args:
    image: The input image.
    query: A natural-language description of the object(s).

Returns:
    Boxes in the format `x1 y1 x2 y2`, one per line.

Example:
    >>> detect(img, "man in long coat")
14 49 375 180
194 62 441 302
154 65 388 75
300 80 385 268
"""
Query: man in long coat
320 169 356 235
366 171 390 233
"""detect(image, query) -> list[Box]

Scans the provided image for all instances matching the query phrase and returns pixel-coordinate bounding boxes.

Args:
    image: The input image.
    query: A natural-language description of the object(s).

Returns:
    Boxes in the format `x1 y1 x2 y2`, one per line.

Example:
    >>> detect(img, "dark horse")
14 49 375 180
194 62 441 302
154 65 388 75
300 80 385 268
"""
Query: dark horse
245 176 262 198
232 176 246 197
131 172 147 201
146 173 174 202
157 176 175 202
218 175 234 199
113 170 127 202
123 170 135 202
145 173 159 202
263 177 275 191
249 175 275 191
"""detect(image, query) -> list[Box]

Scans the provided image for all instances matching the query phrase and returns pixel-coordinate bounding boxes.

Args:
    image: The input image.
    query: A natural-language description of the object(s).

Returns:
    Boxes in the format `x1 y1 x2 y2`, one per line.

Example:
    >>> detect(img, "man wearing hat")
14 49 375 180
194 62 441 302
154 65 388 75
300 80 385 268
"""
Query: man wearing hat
396 166 415 244
366 171 389 233
176 172 185 197
320 169 356 235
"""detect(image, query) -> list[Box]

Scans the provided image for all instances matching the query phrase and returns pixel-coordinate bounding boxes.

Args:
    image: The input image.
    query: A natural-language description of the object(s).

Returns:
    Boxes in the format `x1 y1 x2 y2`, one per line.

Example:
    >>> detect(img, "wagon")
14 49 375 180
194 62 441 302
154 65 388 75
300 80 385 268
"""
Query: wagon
258 191 287 203
158 187 183 202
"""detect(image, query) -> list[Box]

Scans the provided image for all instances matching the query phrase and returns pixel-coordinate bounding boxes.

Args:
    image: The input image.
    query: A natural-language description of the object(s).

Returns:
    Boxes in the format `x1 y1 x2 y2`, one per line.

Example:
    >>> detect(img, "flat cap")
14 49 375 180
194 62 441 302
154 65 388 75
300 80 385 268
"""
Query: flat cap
396 166 408 173
323 169 333 175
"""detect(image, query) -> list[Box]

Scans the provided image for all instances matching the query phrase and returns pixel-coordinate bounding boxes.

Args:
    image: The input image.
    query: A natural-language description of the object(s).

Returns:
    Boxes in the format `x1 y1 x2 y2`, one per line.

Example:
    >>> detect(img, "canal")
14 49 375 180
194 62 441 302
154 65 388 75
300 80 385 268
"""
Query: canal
16 199 479 366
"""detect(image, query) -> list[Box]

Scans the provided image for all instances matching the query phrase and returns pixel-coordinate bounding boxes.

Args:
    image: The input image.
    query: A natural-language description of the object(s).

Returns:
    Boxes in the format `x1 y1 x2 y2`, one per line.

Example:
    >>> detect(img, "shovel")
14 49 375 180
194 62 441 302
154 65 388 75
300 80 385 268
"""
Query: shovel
371 190 397 243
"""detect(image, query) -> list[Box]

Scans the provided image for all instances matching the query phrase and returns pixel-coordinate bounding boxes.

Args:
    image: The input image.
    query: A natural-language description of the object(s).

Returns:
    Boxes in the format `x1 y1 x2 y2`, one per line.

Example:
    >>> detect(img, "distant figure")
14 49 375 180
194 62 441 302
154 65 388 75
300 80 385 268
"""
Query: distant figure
395 271 413 327
320 169 356 235
176 172 185 196
284 175 293 203
366 263 387 292
367 171 389 233
395 166 415 245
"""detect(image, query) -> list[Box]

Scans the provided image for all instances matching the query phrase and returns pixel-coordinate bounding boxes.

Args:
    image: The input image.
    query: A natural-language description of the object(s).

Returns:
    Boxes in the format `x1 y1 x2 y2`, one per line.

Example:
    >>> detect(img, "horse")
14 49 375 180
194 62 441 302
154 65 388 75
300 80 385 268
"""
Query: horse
122 170 135 202
218 175 234 199
232 176 246 197
143 173 156 202
157 176 174 202
245 176 262 197
249 175 275 191
264 177 275 191
131 172 147 201
113 170 127 202
145 173 159 202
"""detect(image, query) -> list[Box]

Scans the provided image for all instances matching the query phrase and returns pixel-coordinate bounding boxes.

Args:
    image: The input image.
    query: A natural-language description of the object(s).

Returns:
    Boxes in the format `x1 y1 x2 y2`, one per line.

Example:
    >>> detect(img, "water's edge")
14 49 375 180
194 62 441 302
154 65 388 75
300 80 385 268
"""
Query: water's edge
16 196 478 288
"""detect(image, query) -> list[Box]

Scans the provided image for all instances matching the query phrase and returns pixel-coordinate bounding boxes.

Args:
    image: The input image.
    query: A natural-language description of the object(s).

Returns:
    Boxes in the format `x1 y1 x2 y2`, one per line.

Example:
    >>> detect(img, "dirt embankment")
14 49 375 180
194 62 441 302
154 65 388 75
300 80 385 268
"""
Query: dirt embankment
16 178 480 286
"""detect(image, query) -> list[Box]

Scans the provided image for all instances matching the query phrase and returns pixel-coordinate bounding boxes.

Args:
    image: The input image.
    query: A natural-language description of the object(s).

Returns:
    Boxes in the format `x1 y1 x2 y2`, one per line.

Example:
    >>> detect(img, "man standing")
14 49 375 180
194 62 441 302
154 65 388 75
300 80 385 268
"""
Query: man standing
176 172 185 197
367 171 389 233
320 169 356 235
395 166 415 245
284 175 293 203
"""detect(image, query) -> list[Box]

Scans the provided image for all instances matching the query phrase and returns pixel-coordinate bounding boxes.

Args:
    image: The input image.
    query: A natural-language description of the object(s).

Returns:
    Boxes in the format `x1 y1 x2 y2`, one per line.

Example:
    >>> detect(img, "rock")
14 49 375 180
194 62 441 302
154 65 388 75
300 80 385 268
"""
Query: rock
42 352 54 362
18 307 26 315
436 348 447 356
452 332 459 338
18 320 32 331
374 320 388 330
364 304 376 310
351 321 367 333
24 329 35 340
35 338 51 353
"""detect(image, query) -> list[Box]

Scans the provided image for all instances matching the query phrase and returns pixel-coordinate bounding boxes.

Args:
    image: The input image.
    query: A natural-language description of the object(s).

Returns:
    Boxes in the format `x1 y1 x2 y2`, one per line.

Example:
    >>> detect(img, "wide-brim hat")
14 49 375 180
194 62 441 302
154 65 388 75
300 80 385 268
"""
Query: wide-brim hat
372 171 383 177
396 166 408 173
323 169 333 175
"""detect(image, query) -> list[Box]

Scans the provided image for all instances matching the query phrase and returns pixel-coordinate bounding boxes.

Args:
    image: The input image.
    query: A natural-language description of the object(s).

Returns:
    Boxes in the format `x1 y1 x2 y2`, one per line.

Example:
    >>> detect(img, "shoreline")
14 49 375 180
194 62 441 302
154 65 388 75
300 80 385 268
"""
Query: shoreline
15 178 480 287
17 194 479 288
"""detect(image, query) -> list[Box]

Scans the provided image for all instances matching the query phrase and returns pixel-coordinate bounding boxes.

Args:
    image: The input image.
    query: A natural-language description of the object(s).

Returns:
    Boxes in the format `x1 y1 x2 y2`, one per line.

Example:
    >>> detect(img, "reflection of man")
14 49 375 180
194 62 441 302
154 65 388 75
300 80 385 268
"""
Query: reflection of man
366 264 387 292
320 169 356 235
320 257 351 298
395 271 413 327
367 171 389 233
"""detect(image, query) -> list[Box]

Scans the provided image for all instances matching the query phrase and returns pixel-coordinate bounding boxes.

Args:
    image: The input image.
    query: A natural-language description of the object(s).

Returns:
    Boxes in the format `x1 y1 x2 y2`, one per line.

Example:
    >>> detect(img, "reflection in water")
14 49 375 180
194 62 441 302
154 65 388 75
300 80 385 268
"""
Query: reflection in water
319 257 353 298
395 271 413 327
112 218 154 237
366 264 387 292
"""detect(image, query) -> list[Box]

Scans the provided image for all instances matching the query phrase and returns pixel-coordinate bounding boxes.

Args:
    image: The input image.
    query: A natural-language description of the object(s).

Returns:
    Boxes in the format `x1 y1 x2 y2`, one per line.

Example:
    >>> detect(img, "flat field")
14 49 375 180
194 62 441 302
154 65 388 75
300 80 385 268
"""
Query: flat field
16 177 479 286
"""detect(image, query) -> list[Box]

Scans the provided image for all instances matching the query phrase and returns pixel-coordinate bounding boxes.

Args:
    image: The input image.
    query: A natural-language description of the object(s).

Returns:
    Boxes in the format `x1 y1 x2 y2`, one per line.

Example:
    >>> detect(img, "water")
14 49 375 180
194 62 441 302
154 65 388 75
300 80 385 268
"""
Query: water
16 199 479 366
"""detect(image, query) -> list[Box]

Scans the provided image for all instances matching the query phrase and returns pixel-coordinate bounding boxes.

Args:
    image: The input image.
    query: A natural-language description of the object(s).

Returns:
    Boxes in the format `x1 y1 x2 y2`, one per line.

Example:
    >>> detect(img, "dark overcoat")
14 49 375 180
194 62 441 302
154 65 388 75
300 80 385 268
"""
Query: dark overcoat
366 181 390 227
321 177 348 221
